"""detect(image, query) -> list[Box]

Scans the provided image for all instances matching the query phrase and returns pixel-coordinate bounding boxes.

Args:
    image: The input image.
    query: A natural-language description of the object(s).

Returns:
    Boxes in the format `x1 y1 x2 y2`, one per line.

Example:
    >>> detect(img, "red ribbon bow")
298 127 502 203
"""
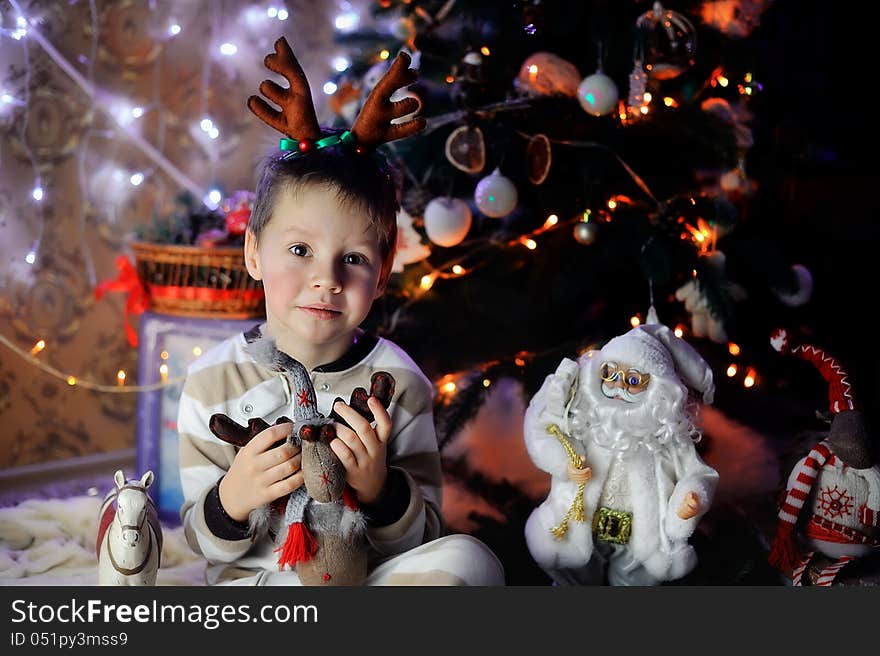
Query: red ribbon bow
94 255 149 347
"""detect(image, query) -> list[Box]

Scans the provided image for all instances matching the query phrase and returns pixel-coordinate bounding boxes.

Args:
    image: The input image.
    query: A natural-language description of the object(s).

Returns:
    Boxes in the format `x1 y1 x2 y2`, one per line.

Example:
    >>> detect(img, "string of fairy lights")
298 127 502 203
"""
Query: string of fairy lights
1 1 763 397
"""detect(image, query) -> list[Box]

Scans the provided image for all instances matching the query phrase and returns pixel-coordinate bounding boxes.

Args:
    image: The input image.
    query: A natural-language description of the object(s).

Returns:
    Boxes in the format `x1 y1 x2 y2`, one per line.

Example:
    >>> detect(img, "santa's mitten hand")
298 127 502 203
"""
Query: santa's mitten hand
676 491 700 520
540 358 580 422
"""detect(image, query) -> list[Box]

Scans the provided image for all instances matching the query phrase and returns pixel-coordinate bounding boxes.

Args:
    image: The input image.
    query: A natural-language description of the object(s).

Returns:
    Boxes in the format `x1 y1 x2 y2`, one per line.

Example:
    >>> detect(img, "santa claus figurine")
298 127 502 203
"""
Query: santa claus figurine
768 328 880 586
523 311 718 585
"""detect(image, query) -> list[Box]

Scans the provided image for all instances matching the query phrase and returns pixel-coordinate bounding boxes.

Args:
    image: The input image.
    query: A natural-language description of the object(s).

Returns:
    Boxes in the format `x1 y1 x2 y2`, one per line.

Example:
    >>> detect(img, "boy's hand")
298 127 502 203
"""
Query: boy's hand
219 423 303 522
331 397 392 505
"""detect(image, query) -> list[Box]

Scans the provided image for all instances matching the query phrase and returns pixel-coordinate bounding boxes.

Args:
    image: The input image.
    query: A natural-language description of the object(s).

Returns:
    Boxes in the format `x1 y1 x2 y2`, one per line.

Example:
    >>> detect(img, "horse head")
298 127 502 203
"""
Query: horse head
113 470 154 548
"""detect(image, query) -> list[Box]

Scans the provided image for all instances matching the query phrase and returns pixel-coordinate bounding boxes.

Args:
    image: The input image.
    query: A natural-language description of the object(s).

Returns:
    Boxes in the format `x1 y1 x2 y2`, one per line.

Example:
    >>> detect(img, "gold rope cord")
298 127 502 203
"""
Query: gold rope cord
546 424 588 540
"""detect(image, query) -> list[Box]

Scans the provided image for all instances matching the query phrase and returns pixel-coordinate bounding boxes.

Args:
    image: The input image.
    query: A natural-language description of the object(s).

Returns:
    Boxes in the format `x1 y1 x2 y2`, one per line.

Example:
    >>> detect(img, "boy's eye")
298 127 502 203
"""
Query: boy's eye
343 252 368 265
289 244 311 257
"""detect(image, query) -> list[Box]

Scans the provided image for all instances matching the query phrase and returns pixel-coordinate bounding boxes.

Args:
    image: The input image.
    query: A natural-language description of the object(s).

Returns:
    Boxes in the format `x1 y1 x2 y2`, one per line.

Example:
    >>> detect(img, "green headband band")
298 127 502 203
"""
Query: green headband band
279 130 356 159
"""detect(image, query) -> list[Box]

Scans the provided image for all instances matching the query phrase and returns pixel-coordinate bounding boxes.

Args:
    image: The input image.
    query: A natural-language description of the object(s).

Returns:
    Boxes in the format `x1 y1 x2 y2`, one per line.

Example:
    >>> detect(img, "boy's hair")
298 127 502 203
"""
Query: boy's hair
249 136 400 285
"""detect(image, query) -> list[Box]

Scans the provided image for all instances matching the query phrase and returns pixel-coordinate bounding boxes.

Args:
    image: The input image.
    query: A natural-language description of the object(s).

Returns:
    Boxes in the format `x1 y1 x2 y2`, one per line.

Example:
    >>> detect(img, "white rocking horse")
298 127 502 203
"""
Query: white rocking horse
96 470 162 585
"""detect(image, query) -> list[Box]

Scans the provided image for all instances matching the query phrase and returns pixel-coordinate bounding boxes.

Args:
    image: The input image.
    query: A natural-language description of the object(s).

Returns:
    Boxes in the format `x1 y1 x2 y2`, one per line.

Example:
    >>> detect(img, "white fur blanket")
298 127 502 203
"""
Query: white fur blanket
0 496 206 586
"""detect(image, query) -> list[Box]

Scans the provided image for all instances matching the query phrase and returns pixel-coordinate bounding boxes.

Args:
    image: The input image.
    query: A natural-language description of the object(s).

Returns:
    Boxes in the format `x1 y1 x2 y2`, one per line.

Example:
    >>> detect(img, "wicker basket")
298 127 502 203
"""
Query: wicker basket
130 241 264 319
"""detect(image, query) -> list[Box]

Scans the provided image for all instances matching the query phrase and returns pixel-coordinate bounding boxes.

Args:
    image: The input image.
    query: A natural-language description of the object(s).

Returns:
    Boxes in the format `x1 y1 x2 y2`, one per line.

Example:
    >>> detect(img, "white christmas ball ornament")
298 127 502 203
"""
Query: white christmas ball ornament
474 168 518 218
577 72 619 116
424 197 472 247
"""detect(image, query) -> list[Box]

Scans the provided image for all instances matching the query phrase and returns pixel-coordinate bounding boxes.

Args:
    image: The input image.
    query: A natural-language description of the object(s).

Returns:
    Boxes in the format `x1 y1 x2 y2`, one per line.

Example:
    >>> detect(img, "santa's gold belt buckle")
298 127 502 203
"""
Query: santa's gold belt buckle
593 507 633 545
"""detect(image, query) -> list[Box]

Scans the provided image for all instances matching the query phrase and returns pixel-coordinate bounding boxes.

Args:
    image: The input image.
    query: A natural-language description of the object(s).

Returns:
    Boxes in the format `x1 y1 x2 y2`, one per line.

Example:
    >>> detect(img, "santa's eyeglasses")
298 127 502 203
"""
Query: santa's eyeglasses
599 362 651 394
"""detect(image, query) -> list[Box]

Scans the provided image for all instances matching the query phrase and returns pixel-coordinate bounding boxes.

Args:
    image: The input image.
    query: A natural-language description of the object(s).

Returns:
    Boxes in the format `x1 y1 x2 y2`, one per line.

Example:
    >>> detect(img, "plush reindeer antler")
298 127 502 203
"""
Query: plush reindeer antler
352 51 426 149
249 37 424 152
247 36 322 142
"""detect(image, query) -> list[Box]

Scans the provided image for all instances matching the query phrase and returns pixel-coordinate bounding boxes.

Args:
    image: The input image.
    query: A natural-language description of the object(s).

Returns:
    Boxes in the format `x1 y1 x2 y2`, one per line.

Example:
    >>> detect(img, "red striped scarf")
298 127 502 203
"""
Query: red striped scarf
768 440 833 573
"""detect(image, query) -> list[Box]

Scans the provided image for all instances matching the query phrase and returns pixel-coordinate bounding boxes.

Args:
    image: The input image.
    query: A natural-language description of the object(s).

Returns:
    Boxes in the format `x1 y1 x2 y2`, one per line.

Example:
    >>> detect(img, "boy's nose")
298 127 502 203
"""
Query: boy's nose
311 266 342 293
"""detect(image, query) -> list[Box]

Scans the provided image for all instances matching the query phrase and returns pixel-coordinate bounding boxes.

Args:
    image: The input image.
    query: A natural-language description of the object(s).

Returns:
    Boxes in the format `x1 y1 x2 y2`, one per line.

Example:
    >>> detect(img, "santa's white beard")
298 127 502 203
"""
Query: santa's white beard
571 360 699 454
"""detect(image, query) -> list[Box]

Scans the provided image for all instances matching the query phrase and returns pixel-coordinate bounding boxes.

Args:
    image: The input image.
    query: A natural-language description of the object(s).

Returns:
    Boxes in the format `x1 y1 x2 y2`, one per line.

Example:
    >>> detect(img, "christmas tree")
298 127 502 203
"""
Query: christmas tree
321 0 876 583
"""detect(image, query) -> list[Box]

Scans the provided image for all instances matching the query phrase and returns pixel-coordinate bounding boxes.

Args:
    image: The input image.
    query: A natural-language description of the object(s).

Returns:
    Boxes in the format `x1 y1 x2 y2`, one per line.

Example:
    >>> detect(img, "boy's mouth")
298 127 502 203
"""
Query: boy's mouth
298 305 342 320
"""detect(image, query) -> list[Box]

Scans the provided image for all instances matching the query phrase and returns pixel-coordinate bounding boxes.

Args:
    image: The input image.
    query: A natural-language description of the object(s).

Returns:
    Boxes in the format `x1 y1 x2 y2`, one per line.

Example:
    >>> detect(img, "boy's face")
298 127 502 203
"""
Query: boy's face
244 184 385 354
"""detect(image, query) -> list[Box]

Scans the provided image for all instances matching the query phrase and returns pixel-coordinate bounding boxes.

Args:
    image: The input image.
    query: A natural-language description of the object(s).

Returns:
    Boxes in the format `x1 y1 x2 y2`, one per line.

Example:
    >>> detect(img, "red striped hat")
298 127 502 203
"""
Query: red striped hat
767 328 862 573
769 328 855 413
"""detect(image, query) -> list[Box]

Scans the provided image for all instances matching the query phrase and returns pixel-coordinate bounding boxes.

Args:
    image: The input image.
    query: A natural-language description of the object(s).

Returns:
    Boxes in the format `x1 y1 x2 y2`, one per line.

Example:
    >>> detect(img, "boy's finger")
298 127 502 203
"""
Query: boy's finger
264 452 301 484
368 396 392 443
256 441 300 469
333 401 374 441
268 471 304 499
246 422 294 454
337 400 382 456
333 423 368 465
330 437 358 470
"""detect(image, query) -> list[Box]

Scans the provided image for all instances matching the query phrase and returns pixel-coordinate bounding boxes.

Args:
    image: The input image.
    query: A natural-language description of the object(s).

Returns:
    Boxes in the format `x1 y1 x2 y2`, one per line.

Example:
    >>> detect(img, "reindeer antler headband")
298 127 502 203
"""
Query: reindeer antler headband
248 37 426 158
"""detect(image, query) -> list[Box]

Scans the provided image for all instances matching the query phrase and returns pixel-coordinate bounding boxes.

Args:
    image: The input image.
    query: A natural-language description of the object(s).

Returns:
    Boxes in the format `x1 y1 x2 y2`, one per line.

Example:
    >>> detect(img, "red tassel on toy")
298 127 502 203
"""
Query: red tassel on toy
768 524 800 573
275 522 316 570
342 485 359 511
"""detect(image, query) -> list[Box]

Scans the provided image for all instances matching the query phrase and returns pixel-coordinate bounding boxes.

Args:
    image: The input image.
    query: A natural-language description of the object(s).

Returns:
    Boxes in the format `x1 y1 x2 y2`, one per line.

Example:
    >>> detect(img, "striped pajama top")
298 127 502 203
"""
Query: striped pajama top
177 325 443 584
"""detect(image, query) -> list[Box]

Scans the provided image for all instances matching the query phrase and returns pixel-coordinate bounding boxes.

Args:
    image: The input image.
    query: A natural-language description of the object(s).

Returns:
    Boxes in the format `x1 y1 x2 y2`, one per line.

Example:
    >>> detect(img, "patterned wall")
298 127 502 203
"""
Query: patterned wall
0 0 337 467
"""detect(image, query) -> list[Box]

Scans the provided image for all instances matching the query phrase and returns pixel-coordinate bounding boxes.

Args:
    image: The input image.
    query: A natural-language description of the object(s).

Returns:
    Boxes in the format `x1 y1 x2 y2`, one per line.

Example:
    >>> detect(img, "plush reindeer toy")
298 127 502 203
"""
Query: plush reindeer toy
208 335 395 586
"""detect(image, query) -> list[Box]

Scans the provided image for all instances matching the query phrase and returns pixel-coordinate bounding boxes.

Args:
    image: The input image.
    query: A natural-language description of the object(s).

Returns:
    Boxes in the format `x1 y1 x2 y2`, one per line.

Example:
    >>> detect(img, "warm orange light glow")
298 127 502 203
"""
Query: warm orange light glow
442 381 457 394
528 64 538 74
728 343 741 356
544 214 558 228
445 75 455 84
480 46 490 56
744 368 756 388
160 350 169 360
452 265 465 275
727 364 738 377
30 339 46 355
630 315 641 328
379 50 390 60
514 357 526 367
117 370 126 386
521 237 537 250
663 97 676 107
67 376 77 386
639 105 649 115
643 92 652 103
482 378 491 388
745 72 753 83
674 325 684 338
718 75 729 87
420 274 435 290
607 199 617 210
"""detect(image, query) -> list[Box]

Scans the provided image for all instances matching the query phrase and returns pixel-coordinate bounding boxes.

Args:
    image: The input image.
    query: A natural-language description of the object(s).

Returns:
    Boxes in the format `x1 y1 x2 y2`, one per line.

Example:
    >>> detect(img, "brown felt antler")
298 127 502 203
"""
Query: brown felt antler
247 36 322 141
352 51 426 149
249 37 424 150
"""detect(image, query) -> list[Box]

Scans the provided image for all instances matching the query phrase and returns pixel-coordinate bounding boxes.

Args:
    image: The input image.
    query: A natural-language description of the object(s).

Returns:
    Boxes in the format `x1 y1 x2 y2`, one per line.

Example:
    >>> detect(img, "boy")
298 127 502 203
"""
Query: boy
177 38 503 586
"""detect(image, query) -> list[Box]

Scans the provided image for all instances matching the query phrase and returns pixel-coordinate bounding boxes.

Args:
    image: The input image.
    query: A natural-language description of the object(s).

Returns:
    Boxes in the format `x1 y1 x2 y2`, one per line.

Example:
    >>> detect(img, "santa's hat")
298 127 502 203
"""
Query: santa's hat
601 318 715 404
768 328 873 573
